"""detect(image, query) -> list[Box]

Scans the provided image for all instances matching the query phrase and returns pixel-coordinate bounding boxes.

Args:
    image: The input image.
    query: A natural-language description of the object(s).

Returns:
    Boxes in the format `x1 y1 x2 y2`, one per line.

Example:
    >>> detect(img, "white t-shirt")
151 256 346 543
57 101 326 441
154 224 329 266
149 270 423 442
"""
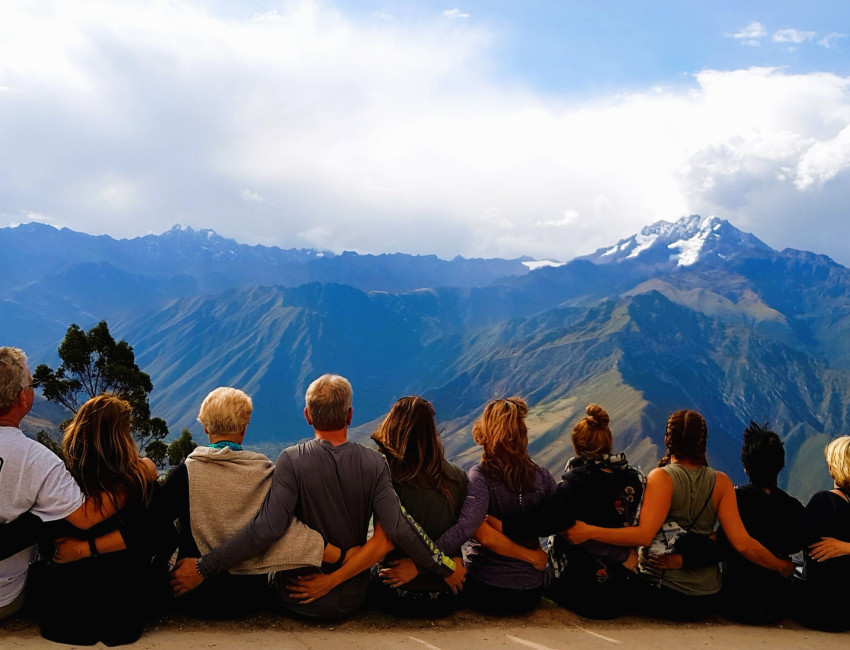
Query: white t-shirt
0 426 83 606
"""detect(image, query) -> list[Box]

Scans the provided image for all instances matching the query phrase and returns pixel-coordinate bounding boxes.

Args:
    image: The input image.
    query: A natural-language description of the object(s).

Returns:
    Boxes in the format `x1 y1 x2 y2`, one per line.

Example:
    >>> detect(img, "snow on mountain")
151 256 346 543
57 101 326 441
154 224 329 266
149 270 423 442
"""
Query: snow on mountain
581 215 773 267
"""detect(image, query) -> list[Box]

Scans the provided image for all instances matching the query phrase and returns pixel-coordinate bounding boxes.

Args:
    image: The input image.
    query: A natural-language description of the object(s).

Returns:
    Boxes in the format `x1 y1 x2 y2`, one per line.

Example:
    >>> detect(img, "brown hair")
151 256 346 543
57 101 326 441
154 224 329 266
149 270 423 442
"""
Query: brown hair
371 396 453 504
572 404 613 458
305 374 352 431
473 397 537 492
659 409 708 467
63 394 150 513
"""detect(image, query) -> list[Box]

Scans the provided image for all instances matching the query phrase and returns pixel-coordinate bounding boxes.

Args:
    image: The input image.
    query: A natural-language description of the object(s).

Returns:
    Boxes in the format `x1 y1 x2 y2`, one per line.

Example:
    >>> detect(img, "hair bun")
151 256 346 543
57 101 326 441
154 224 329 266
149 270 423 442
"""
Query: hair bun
584 404 610 430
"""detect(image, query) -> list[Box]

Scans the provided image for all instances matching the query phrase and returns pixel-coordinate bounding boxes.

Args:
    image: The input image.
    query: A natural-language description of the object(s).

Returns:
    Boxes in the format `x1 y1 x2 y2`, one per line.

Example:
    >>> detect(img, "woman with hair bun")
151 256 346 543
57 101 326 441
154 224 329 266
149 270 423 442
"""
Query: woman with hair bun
499 404 645 619
567 409 794 621
798 435 850 632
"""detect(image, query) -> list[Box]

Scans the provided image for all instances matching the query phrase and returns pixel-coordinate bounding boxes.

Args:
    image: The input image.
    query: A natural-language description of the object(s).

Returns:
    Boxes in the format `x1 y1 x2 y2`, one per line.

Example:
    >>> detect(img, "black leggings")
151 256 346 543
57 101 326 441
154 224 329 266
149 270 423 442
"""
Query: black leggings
631 576 716 621
463 578 542 616
368 570 461 619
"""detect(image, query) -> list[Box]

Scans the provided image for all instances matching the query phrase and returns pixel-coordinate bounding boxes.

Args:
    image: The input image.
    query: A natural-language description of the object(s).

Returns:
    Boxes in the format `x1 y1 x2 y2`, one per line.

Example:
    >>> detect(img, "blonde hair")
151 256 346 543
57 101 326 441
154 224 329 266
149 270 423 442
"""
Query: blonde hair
825 436 850 491
572 404 613 458
63 394 150 512
0 347 30 411
198 387 253 437
473 397 537 492
305 374 352 431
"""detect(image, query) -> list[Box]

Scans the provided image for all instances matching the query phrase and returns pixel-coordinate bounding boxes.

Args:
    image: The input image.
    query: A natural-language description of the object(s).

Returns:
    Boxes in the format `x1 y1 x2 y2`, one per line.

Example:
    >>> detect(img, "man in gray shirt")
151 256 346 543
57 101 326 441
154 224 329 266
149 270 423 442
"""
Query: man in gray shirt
171 374 459 618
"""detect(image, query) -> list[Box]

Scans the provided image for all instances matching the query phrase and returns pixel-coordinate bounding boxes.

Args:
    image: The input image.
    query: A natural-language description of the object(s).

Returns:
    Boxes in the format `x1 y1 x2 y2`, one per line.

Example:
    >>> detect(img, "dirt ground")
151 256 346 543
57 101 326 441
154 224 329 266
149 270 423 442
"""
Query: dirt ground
2 600 848 649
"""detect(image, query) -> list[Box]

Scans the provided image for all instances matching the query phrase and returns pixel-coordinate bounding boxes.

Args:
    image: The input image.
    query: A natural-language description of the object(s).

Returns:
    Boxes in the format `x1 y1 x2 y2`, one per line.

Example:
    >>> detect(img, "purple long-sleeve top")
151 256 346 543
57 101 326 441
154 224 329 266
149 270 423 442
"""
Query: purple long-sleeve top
436 463 557 590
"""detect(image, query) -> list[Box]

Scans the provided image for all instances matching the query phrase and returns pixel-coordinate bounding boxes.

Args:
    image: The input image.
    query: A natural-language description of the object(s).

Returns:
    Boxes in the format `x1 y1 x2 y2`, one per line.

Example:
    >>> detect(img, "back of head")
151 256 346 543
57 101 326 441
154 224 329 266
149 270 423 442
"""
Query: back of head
198 387 253 438
473 397 536 492
661 409 708 467
63 394 147 510
825 435 850 491
572 404 613 459
305 374 352 431
371 396 449 495
0 347 29 413
740 421 784 488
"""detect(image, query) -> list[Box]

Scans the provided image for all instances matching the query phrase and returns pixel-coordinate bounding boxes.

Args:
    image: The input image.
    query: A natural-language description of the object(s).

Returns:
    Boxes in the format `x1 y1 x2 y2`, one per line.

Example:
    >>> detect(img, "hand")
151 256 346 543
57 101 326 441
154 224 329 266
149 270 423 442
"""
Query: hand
443 557 466 594
564 521 592 544
287 572 338 603
379 557 419 588
622 548 639 573
170 557 204 596
528 547 548 571
484 515 503 533
809 537 850 562
639 548 683 570
53 537 88 564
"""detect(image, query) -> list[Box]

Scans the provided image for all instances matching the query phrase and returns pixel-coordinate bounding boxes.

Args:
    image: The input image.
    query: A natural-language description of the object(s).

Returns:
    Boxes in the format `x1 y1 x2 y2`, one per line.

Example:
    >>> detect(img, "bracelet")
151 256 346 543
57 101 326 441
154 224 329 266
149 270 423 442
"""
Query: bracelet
195 558 209 580
88 538 99 557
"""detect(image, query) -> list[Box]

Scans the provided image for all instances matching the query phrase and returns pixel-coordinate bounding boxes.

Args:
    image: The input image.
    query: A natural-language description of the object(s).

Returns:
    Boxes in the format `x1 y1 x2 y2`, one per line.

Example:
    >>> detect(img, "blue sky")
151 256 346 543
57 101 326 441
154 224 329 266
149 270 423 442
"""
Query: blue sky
1 1 849 262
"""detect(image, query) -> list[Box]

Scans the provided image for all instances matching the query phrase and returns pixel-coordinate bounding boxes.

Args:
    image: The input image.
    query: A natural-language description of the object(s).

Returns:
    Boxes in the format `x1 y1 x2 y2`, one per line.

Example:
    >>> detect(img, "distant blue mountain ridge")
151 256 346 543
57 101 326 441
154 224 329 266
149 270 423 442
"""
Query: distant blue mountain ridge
3 215 847 501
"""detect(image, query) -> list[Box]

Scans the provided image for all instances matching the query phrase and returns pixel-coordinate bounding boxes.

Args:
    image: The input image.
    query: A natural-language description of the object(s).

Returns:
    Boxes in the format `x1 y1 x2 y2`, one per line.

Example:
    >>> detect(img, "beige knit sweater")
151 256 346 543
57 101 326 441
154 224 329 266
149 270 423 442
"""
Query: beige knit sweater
186 446 324 574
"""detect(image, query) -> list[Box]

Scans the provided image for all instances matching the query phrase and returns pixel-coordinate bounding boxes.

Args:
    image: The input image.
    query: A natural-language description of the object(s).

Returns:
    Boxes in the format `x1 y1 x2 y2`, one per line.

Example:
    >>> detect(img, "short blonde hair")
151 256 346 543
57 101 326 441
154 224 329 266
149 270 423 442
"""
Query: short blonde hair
0 347 30 411
197 387 253 437
825 436 850 491
305 374 352 431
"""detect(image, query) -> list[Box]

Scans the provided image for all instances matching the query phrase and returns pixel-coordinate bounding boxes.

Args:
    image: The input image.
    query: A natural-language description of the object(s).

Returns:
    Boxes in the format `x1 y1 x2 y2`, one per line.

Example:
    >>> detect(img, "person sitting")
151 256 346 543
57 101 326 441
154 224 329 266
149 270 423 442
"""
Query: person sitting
156 387 332 618
429 397 556 615
287 396 544 615
0 348 128 623
29 394 170 646
567 409 794 621
170 375 462 619
719 421 805 624
500 404 645 619
797 435 850 632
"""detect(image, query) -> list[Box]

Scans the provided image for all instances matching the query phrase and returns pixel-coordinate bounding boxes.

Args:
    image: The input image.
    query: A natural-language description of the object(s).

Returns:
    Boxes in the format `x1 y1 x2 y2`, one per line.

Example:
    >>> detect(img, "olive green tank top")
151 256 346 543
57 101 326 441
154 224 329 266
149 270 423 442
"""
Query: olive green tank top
643 463 721 596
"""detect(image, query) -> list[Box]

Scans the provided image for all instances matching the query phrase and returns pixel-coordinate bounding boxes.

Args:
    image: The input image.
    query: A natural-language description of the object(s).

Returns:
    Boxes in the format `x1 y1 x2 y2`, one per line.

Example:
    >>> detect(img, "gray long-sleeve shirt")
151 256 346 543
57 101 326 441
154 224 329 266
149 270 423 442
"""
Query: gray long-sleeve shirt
197 438 455 618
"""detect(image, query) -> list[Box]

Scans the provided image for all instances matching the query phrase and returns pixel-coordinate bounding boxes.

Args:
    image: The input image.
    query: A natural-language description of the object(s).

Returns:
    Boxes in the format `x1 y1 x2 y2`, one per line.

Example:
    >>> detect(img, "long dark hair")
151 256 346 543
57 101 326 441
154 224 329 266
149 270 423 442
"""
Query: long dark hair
63 394 150 513
372 396 454 504
473 397 537 492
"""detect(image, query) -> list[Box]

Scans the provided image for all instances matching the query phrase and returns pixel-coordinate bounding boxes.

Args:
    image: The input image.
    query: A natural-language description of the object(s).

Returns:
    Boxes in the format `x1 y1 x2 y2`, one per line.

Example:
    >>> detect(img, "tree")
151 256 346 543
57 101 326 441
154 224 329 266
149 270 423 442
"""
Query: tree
167 429 197 467
144 440 168 469
34 321 168 450
36 430 63 458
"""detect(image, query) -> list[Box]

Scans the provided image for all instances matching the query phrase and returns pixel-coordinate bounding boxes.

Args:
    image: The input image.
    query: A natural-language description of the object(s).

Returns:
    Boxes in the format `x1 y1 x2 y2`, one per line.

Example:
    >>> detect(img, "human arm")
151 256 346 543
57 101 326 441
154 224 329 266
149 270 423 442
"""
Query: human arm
566 467 673 547
288 522 394 603
474 518 547 570
0 512 44 561
53 530 126 563
434 466 491 556
713 472 793 577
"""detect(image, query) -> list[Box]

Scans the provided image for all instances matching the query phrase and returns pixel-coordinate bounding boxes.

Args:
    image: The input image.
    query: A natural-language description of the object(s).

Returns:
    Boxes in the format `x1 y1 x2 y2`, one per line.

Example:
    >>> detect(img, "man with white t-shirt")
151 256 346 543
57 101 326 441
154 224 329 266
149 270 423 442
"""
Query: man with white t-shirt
0 347 118 619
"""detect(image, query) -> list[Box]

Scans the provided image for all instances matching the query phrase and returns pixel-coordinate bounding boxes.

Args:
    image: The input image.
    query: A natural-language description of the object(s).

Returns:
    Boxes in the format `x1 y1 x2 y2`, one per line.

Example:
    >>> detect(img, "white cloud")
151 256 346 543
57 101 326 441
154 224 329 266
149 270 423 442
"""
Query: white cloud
819 32 847 48
1 3 850 264
731 22 766 46
773 28 817 44
240 189 263 202
443 9 470 19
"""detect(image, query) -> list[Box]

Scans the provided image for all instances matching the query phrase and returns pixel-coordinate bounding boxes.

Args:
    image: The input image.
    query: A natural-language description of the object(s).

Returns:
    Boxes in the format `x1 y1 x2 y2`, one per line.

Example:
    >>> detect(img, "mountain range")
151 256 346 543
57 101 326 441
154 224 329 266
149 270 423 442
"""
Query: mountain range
3 215 846 501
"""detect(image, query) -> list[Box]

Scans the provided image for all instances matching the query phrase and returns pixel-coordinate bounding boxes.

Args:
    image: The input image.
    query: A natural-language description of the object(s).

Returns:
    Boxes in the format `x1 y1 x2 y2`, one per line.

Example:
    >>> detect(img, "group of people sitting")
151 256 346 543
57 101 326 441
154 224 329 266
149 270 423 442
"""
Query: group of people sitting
1 345 850 647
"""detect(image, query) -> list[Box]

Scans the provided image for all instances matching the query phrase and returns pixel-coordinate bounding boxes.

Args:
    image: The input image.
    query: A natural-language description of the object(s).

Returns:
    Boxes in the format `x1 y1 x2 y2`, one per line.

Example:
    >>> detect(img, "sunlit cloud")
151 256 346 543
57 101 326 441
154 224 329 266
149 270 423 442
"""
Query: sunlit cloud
819 32 847 48
443 9 470 19
1 1 849 265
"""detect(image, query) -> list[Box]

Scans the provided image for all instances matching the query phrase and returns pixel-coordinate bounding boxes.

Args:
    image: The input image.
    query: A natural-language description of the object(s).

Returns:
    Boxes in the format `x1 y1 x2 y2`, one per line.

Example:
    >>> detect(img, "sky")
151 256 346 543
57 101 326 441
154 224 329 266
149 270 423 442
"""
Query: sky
1 0 849 263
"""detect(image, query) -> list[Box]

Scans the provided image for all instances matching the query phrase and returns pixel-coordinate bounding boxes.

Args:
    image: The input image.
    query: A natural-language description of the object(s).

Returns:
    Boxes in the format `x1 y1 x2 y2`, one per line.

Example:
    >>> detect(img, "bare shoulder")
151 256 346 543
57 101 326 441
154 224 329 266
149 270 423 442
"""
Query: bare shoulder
139 457 159 481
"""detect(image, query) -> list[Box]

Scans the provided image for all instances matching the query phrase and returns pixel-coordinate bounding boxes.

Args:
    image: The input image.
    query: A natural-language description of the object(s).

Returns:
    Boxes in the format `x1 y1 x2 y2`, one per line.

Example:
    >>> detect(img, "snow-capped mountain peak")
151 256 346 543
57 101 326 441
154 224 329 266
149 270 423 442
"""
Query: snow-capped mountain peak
582 215 772 267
